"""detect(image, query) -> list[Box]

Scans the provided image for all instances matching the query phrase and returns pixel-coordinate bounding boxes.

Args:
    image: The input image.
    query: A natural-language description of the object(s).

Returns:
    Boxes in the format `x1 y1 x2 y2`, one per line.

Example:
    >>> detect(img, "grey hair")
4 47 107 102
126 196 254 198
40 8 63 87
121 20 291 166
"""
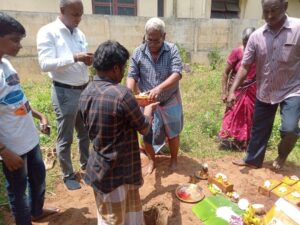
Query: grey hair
60 0 82 8
145 17 165 35
242 27 255 42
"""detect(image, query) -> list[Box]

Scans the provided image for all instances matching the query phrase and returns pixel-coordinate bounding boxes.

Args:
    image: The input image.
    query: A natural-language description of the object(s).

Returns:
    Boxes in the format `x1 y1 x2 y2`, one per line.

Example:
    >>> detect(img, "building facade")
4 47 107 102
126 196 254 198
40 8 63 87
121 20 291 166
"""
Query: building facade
1 0 300 19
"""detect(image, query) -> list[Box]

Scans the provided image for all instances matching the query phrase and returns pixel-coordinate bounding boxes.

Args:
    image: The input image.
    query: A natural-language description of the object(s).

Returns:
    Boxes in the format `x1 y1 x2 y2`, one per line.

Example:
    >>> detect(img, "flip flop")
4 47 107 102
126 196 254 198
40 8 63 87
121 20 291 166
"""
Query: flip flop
232 159 259 169
64 177 81 190
32 207 60 221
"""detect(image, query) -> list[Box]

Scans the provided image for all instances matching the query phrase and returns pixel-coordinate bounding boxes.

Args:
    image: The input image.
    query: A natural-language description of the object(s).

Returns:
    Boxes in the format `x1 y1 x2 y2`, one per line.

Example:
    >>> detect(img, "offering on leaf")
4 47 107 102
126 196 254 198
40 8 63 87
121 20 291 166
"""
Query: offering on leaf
175 184 205 203
135 93 155 107
226 191 240 203
243 206 262 225
252 204 266 215
238 198 249 210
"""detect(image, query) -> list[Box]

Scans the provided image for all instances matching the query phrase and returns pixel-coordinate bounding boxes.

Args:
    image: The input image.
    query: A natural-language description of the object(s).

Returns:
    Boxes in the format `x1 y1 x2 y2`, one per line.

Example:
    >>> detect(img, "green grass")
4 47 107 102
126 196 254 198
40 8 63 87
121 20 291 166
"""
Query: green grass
22 64 300 171
180 63 299 163
0 163 7 225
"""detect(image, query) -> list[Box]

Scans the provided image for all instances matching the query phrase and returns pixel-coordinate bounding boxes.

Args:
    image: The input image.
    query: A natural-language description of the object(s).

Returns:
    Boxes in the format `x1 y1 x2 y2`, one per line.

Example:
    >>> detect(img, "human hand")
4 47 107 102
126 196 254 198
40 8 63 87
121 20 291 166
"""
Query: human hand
39 116 50 135
226 92 236 108
222 93 228 103
75 52 93 66
143 102 160 120
148 86 163 100
1 149 24 171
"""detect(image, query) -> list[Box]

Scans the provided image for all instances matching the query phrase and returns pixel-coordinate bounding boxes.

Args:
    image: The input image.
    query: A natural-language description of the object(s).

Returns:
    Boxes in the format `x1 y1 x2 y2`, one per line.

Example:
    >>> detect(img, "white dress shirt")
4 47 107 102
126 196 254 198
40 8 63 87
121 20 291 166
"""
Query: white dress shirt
37 18 89 86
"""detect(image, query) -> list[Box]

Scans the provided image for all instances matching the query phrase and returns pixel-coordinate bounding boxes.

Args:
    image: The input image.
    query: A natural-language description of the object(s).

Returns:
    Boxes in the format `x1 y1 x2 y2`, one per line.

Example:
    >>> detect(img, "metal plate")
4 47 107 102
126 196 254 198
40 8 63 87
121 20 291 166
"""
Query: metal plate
175 184 205 203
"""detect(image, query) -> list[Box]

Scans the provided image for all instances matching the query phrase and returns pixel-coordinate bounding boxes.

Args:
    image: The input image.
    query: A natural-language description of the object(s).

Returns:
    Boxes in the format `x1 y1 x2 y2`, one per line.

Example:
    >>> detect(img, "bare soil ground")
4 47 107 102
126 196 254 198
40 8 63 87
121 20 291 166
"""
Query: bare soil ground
3 154 300 225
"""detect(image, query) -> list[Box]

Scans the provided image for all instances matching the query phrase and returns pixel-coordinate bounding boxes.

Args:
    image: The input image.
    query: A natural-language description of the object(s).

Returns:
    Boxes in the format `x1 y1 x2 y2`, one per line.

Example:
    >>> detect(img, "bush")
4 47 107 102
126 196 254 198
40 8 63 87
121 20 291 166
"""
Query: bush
207 48 223 70
176 44 190 64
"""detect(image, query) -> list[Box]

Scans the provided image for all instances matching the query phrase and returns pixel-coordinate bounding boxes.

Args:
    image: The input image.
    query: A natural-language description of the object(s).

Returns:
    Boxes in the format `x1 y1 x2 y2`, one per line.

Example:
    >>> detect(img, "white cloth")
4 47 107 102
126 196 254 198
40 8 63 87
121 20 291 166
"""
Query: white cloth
0 58 39 155
37 18 89 86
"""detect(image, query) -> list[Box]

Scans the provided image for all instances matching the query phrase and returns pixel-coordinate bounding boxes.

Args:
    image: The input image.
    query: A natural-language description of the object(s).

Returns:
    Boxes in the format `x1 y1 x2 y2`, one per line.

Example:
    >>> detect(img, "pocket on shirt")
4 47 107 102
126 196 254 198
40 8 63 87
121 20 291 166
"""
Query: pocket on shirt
278 43 297 63
56 39 66 48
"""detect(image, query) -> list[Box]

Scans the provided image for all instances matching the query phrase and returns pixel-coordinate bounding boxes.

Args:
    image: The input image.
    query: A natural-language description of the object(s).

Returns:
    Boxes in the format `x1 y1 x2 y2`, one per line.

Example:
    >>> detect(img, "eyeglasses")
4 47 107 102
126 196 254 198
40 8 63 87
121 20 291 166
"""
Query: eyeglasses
145 37 163 45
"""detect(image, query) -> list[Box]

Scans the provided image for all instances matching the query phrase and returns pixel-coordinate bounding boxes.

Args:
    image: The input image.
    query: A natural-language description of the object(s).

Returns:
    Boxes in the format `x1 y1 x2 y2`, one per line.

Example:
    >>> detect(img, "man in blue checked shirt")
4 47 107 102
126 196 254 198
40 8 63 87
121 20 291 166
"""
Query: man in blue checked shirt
127 17 184 174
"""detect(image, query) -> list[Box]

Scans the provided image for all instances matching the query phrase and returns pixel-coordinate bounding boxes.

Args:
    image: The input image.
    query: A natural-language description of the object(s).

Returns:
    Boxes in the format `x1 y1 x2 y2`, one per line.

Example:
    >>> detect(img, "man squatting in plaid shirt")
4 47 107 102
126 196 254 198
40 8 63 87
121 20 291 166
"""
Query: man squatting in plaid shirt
78 40 159 225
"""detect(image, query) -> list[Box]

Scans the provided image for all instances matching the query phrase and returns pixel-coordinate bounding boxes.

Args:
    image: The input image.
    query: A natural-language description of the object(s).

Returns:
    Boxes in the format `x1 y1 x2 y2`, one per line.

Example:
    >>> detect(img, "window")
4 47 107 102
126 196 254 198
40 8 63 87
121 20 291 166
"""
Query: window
157 0 164 17
92 0 137 16
211 0 240 19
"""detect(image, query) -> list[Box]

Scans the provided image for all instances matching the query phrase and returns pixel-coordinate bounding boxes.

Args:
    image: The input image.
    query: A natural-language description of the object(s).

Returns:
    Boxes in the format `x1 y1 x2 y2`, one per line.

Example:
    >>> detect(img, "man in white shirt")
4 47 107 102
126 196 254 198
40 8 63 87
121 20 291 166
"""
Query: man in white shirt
37 0 92 190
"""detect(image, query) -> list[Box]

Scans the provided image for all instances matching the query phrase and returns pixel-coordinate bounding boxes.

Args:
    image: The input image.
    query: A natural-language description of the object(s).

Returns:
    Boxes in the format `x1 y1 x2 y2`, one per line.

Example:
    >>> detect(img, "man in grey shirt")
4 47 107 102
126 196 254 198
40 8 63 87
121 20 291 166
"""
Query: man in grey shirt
228 0 300 170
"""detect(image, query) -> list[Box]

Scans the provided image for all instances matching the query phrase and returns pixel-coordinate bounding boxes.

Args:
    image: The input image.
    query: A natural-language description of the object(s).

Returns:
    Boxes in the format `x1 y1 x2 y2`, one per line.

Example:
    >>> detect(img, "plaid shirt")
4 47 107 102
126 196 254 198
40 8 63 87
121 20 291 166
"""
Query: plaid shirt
128 41 183 103
78 76 150 194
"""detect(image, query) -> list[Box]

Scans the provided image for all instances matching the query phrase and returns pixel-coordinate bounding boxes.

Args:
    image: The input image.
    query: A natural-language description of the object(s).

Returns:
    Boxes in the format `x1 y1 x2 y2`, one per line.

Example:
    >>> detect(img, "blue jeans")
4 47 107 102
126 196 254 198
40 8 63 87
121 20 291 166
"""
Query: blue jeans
245 97 300 167
51 85 89 177
2 145 45 225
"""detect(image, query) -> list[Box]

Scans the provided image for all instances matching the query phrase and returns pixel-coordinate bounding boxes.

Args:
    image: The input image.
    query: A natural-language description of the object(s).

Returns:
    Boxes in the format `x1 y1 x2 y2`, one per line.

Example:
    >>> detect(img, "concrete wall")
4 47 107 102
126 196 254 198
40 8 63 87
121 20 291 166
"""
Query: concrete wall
287 0 300 18
177 0 208 19
239 0 300 19
240 0 262 19
0 0 93 14
137 0 157 17
3 11 264 81
1 0 299 19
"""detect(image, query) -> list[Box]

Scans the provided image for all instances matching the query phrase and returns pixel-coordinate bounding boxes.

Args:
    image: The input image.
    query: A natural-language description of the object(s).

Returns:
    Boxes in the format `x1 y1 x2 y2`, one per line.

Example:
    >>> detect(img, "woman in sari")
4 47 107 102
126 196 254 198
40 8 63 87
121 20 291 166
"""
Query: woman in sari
219 27 256 150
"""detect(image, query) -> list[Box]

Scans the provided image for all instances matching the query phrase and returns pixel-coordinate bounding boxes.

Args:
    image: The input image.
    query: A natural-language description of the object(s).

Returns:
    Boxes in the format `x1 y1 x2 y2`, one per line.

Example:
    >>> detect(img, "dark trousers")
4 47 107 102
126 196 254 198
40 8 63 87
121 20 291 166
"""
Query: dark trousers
244 96 300 167
2 145 45 225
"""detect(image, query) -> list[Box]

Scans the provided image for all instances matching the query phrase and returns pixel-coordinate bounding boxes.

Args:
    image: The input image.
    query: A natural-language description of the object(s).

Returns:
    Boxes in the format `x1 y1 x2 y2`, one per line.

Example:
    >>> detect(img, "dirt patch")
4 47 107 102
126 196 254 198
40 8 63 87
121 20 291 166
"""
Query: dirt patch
3 154 300 225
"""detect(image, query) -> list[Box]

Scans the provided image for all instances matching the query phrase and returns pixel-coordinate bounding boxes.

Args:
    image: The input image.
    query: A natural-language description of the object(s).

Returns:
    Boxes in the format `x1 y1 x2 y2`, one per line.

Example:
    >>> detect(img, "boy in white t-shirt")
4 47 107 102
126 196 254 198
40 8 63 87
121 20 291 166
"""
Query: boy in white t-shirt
0 12 59 225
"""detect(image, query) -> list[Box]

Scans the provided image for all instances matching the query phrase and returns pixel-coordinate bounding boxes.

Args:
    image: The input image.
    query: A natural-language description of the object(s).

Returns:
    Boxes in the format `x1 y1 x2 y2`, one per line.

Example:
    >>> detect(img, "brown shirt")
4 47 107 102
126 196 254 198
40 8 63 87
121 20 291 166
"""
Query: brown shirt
242 17 300 104
78 76 150 194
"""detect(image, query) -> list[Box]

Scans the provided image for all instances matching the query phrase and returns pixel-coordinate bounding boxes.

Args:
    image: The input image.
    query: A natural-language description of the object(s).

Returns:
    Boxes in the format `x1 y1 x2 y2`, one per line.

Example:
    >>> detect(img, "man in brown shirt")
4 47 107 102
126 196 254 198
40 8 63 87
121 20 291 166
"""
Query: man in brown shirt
228 0 300 170
78 40 158 225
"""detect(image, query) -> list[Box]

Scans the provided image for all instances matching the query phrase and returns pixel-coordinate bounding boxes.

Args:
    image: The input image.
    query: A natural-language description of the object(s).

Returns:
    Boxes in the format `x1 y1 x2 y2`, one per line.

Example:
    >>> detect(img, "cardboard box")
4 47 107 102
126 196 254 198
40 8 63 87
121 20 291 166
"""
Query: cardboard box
282 176 299 186
208 176 233 193
258 180 281 197
271 183 294 200
284 191 300 207
292 181 300 192
263 198 300 225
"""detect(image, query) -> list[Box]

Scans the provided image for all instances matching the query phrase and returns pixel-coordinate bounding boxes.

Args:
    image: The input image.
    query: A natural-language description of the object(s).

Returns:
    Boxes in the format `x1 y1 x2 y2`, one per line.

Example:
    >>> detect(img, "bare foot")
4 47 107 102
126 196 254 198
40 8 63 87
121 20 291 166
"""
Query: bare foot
142 160 155 177
272 157 286 171
169 158 177 171
32 207 60 221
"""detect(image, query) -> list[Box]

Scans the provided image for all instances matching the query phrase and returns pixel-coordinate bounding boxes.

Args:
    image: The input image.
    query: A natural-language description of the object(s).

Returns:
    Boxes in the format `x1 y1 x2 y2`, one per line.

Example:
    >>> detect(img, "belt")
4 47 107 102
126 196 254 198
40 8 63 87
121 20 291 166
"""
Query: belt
53 81 88 90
